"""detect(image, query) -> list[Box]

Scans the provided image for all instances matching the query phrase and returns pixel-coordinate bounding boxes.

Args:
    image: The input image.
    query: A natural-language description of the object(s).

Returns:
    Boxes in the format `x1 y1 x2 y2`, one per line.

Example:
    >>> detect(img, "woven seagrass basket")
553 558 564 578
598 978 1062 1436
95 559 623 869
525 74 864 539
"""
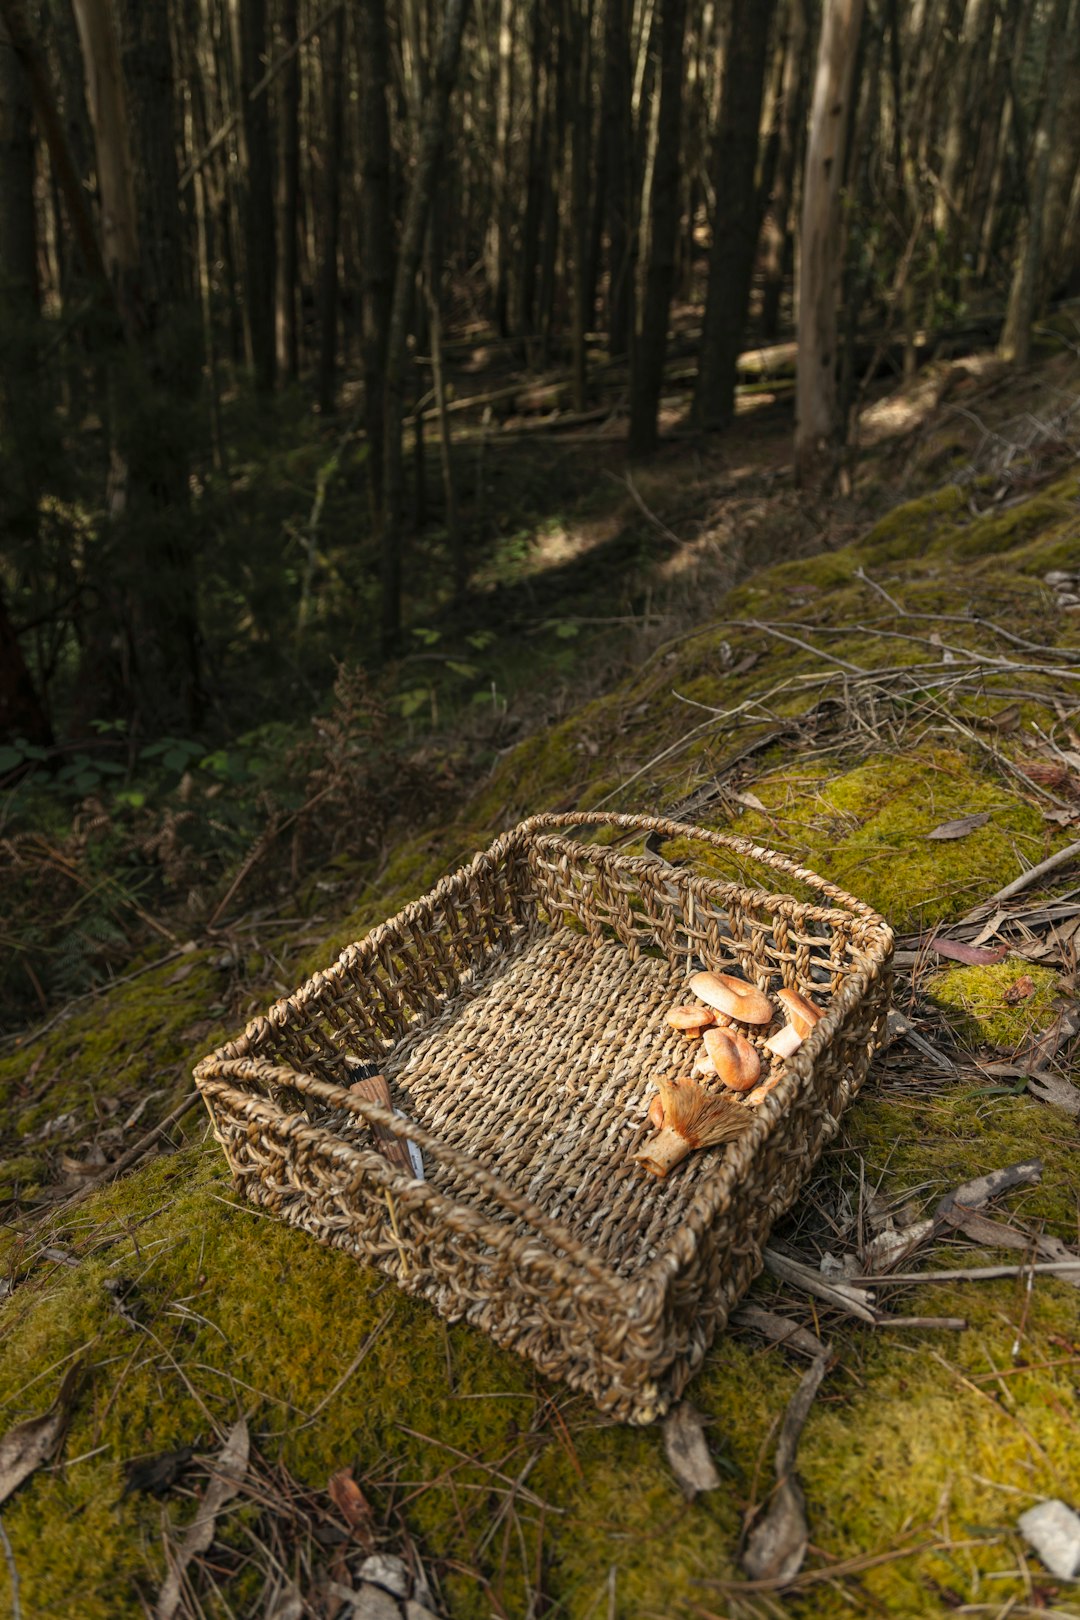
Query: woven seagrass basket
195 812 893 1422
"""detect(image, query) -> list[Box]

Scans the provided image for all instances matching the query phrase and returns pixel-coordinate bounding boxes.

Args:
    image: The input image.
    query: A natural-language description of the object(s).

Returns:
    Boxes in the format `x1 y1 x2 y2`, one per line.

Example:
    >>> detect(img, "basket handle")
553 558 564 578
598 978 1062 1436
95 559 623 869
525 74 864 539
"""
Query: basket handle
516 810 887 925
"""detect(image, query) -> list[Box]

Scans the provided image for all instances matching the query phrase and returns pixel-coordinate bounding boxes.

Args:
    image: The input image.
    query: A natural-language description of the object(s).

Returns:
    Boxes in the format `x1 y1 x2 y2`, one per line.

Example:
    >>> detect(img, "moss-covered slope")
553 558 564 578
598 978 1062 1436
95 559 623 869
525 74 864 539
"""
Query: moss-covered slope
2 466 1080 1618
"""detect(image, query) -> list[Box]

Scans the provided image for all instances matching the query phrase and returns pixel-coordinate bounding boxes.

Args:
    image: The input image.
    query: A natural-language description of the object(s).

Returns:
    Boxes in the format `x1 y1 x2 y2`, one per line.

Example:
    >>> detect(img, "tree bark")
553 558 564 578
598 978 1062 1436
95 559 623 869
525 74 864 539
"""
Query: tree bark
999 0 1076 365
515 0 546 339
359 0 393 517
70 0 140 328
601 0 634 355
276 0 300 378
794 0 865 491
487 0 514 332
568 0 593 411
627 0 687 458
380 0 471 656
760 0 807 340
1040 6 1080 299
694 0 777 430
0 587 53 747
316 1 345 413
235 0 276 389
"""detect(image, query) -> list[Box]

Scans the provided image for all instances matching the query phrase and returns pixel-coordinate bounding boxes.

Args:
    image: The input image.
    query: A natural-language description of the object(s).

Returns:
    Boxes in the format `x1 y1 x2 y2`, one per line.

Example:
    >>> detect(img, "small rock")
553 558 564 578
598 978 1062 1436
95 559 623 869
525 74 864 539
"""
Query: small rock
356 1554 409 1598
1018 1499 1080 1580
349 1584 401 1620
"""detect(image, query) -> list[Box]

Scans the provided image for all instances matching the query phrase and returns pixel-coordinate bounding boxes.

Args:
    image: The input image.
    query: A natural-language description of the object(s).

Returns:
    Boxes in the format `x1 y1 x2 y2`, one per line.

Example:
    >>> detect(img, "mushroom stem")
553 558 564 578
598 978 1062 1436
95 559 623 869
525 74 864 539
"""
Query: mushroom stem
636 1127 693 1178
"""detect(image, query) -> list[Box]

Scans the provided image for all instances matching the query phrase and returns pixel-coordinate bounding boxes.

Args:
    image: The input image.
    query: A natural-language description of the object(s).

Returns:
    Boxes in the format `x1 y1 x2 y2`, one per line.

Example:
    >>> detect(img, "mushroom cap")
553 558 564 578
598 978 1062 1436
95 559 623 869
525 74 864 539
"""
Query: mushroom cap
744 1071 783 1107
688 970 773 1025
702 1026 762 1090
777 988 822 1039
647 1092 666 1131
666 1003 717 1032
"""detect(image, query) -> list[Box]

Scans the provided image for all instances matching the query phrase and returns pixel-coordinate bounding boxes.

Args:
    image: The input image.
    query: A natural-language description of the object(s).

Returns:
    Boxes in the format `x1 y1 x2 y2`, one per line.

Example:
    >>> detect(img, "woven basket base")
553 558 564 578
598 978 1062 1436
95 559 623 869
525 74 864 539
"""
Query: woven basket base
334 928 796 1278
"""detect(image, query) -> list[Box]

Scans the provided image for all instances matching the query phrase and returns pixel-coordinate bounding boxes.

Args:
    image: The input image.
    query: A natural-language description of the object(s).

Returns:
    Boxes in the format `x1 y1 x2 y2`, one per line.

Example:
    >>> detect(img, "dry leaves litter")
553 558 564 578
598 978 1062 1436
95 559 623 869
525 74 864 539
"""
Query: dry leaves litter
0 1362 80 1508
328 1466 377 1551
662 1402 722 1500
155 1418 249 1620
741 1351 830 1584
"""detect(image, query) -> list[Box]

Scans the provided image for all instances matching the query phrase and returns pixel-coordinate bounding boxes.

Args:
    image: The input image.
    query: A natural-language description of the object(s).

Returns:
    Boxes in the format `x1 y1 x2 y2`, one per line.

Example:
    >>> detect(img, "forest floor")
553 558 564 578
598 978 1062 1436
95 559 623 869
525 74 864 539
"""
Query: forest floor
3 329 1080 1619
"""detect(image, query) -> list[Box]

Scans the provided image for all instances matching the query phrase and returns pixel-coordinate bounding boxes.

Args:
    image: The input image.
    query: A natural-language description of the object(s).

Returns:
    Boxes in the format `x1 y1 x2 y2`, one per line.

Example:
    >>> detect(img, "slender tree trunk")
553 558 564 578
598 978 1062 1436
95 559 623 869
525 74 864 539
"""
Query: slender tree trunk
236 0 276 389
694 0 777 430
1041 8 1080 299
488 0 514 332
516 0 546 338
381 0 471 656
276 0 300 378
761 0 807 339
568 0 593 411
71 0 140 329
999 0 1075 364
317 2 345 413
359 0 393 517
602 0 634 355
935 0 993 242
0 588 53 747
794 0 865 490
627 0 687 458
537 6 566 348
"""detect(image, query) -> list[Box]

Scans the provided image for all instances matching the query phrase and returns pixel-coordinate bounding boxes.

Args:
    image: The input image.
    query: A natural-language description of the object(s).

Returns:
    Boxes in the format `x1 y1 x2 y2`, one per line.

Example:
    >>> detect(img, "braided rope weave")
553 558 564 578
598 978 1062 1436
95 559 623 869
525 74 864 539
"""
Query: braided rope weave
195 813 893 1422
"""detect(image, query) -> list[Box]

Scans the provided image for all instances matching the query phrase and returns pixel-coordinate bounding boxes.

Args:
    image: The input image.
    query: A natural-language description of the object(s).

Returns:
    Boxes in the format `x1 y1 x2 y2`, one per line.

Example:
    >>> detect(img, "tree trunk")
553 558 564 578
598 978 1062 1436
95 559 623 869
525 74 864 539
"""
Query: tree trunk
694 0 777 430
999 0 1076 365
760 0 808 339
70 0 140 327
627 0 687 459
235 0 276 389
516 0 546 339
794 0 865 491
488 0 514 332
317 2 345 414
276 0 300 378
1040 8 1080 299
568 0 593 411
359 0 393 519
0 587 53 747
602 0 634 355
380 0 471 656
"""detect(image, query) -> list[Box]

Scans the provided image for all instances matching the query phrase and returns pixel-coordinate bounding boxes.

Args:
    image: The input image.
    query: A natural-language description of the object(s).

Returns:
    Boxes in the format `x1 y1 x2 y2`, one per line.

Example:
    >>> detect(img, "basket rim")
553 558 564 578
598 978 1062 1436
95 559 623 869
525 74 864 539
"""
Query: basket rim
195 812 894 1311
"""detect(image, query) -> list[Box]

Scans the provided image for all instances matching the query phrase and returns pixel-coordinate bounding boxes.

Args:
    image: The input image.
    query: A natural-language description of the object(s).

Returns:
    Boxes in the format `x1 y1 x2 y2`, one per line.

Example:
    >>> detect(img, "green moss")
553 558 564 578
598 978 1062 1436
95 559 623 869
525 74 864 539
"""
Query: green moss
927 960 1061 1051
946 494 1074 560
857 484 968 562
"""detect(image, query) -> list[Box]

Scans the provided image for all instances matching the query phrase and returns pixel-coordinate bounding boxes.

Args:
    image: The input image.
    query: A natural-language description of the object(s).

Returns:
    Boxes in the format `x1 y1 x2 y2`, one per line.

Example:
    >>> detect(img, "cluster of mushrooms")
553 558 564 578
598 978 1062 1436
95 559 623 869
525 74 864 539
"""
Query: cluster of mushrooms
634 970 822 1179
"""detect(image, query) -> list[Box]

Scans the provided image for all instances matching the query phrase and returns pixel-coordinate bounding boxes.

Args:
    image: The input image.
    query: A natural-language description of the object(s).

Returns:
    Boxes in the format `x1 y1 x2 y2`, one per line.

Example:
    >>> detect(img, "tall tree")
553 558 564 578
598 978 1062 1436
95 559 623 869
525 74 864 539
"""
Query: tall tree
760 0 808 339
693 0 777 430
276 0 300 378
316 1 345 413
380 0 472 655
235 0 276 390
999 0 1077 365
359 0 393 517
627 0 687 458
601 0 634 356
794 0 865 490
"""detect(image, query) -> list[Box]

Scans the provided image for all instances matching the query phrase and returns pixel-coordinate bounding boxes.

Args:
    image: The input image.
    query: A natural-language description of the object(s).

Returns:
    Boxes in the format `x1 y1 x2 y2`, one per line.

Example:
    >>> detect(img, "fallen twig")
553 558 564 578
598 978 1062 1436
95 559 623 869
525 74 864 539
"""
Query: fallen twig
59 1092 202 1207
986 839 1080 905
853 1260 1080 1284
155 1419 249 1620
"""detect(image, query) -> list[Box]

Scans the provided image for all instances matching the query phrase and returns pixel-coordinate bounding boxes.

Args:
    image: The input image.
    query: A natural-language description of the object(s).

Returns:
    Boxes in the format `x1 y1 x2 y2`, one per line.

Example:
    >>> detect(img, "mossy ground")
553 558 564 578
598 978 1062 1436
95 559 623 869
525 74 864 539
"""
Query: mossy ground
4 425 1080 1615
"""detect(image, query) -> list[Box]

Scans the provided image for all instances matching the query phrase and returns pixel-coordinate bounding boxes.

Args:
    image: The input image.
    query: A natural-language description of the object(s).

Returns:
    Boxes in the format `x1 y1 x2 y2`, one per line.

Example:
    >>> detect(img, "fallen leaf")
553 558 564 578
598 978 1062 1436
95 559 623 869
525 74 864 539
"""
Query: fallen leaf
328 1467 376 1549
165 962 195 987
973 704 1021 734
1003 974 1036 1004
123 1445 195 1499
933 1159 1042 1222
662 1402 721 1500
741 1352 830 1583
730 790 767 813
155 1418 249 1620
1027 1071 1080 1118
929 937 1009 966
926 812 992 841
0 1362 81 1506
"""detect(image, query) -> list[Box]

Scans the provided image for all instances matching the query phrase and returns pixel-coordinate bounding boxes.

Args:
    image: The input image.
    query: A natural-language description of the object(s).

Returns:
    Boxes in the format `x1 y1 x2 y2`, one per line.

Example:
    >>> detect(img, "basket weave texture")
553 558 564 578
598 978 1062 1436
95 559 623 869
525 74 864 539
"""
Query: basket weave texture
195 812 894 1422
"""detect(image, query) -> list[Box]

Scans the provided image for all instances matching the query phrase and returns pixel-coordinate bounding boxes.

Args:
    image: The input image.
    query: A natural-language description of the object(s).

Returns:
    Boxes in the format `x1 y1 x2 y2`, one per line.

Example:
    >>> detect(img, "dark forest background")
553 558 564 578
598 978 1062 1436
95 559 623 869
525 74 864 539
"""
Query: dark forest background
1 0 1079 1026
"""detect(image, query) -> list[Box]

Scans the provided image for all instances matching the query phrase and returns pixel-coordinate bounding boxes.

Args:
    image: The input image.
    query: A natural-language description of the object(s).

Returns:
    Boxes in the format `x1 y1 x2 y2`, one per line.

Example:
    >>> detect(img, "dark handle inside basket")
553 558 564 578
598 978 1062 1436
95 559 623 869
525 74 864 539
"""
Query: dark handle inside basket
516 810 887 925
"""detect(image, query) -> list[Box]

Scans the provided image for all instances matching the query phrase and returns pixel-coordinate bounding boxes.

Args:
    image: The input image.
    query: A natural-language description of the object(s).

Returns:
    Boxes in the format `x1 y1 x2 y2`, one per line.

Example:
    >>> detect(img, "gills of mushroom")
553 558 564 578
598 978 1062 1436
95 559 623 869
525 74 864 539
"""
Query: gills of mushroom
703 1026 762 1091
688 970 773 1025
666 1004 718 1039
635 1076 750 1178
764 988 823 1057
